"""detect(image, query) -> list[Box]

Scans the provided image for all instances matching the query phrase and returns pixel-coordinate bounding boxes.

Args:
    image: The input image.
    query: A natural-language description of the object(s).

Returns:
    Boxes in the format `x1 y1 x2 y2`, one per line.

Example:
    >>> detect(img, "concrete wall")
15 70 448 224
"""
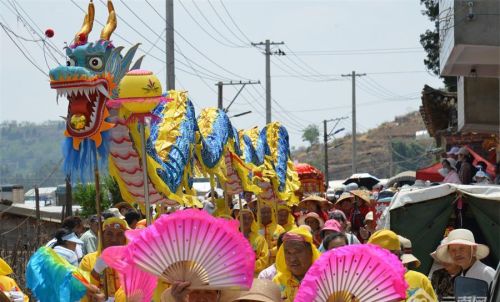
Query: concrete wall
440 0 500 76
457 76 500 133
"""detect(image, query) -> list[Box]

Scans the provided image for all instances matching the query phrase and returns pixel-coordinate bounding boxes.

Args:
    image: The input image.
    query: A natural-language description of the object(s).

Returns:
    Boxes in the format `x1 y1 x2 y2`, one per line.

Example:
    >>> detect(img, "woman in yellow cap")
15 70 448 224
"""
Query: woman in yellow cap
239 209 269 274
0 258 28 302
273 228 321 302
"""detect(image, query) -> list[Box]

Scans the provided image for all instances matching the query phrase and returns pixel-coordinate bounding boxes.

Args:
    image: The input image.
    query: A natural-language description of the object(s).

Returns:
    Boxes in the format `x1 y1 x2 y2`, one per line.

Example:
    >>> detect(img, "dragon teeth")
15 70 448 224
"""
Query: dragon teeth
96 85 111 99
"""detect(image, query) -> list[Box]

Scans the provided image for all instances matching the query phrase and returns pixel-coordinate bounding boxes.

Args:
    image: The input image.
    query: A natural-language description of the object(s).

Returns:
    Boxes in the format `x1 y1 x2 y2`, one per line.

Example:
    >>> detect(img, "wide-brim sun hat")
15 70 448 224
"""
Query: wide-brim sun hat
297 212 325 228
401 253 421 268
334 192 354 205
299 195 329 208
435 229 489 263
232 279 281 302
350 190 371 204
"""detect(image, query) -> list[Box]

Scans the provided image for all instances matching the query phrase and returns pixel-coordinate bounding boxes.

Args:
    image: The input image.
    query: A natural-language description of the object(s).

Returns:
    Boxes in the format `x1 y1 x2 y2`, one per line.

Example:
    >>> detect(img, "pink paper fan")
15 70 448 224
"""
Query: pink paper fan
101 246 157 302
295 244 408 302
126 209 255 290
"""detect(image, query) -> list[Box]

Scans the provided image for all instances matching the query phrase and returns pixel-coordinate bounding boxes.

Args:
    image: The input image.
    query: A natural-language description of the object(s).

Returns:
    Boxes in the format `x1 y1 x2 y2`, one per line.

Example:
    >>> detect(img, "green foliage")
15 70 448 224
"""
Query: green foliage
419 0 457 91
73 182 113 217
302 124 320 147
103 175 122 205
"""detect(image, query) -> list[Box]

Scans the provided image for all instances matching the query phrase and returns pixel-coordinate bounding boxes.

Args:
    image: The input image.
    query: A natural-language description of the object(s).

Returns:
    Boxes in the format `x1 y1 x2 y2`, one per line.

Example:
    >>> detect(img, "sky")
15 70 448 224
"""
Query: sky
0 0 443 148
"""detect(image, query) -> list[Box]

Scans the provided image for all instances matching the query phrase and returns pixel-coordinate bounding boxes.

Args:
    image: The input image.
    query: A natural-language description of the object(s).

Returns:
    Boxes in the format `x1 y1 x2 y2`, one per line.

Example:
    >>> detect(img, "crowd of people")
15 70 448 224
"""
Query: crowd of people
438 146 500 185
1 180 497 302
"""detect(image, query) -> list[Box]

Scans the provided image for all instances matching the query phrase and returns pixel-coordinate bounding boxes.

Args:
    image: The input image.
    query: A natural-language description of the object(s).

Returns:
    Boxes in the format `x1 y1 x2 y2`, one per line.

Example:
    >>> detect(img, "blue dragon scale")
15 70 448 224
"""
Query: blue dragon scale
49 0 299 207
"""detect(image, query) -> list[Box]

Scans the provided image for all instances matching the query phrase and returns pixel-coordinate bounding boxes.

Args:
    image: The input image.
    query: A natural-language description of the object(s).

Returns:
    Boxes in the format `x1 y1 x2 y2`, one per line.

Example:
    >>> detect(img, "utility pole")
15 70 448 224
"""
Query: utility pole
341 71 366 174
215 80 260 111
323 116 348 189
166 0 175 90
251 40 285 123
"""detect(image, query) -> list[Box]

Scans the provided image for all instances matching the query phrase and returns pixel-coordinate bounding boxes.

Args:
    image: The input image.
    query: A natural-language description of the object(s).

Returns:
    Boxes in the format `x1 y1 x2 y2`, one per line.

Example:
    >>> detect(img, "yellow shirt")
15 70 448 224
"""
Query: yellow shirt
0 275 29 302
276 275 300 302
260 223 285 265
247 232 269 274
405 270 438 302
79 251 121 301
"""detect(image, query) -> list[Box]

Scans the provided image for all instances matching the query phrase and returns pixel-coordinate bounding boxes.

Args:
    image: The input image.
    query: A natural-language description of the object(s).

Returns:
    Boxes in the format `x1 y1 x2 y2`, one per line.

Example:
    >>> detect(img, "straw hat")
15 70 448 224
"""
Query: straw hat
435 229 489 263
334 192 354 205
299 195 329 208
298 212 325 228
350 190 371 204
160 288 240 302
232 279 281 302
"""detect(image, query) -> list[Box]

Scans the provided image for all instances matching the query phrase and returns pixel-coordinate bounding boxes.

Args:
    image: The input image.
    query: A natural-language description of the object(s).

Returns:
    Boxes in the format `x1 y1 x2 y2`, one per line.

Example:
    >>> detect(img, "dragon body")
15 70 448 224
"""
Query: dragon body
50 0 299 207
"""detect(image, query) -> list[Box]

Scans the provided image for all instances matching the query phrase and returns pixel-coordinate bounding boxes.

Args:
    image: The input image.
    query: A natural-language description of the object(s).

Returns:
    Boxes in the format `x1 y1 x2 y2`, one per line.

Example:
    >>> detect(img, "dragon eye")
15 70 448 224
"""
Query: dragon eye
66 58 76 66
88 57 103 70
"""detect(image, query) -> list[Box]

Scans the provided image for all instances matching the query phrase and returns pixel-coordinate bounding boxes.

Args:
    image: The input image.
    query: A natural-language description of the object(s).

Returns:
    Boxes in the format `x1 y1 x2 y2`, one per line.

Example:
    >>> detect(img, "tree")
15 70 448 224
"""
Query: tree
103 175 122 205
302 124 319 147
73 182 112 217
419 0 457 91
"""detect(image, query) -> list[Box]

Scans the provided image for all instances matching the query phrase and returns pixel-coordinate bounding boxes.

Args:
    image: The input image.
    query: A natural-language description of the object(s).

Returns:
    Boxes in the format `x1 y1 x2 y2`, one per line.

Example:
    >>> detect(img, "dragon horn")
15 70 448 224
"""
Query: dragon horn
74 0 95 45
100 0 117 41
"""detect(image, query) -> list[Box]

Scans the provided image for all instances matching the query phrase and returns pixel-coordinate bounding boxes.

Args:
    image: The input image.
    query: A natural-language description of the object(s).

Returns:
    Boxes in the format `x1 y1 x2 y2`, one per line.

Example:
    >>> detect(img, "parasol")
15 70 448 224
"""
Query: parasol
343 173 380 190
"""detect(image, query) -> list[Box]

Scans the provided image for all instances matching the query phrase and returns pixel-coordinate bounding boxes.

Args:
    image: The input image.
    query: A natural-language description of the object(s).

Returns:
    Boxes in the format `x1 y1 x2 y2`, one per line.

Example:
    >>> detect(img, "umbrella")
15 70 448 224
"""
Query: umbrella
386 171 416 188
343 173 380 190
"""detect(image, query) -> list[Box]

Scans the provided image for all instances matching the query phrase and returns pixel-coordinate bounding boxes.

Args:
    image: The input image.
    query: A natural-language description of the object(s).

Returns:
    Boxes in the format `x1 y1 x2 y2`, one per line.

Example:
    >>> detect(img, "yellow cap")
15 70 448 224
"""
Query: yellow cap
0 257 13 275
117 69 163 113
368 229 400 251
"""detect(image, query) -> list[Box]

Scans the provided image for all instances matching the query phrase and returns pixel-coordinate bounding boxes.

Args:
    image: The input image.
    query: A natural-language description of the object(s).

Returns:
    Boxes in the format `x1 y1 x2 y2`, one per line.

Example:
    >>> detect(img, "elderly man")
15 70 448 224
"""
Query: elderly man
79 217 129 301
259 204 285 265
368 230 437 301
80 215 99 255
273 228 321 302
436 228 496 285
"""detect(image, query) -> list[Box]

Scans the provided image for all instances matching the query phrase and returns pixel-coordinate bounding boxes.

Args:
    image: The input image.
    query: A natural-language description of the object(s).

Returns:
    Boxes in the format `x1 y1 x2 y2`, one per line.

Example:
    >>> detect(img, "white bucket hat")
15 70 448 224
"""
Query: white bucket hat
398 235 421 267
435 229 489 263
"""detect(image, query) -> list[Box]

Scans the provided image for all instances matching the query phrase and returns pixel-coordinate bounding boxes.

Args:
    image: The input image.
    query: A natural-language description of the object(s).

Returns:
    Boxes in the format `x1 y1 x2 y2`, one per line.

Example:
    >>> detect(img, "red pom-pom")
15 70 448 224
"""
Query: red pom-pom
45 28 54 38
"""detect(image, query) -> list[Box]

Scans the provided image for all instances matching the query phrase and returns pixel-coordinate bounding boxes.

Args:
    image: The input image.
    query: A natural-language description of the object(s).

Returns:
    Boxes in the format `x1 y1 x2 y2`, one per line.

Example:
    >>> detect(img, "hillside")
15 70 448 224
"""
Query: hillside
0 121 67 188
0 112 435 190
292 111 435 181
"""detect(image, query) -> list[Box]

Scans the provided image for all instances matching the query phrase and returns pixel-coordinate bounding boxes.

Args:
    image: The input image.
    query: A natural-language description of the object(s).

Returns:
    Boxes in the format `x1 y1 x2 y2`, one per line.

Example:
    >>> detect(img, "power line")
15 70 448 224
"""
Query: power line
0 22 48 76
287 47 423 56
218 0 253 43
143 0 251 80
189 0 246 48
207 0 248 46
3 0 65 58
177 0 243 48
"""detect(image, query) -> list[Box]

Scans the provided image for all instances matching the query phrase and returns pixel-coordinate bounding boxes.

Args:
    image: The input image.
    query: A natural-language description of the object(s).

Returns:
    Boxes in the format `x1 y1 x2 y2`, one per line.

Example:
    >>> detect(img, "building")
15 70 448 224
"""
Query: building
0 184 24 204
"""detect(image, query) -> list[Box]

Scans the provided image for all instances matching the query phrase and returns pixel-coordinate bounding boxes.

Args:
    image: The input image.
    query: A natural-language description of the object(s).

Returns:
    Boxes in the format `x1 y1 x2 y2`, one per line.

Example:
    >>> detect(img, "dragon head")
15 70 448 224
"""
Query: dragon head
49 0 141 150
